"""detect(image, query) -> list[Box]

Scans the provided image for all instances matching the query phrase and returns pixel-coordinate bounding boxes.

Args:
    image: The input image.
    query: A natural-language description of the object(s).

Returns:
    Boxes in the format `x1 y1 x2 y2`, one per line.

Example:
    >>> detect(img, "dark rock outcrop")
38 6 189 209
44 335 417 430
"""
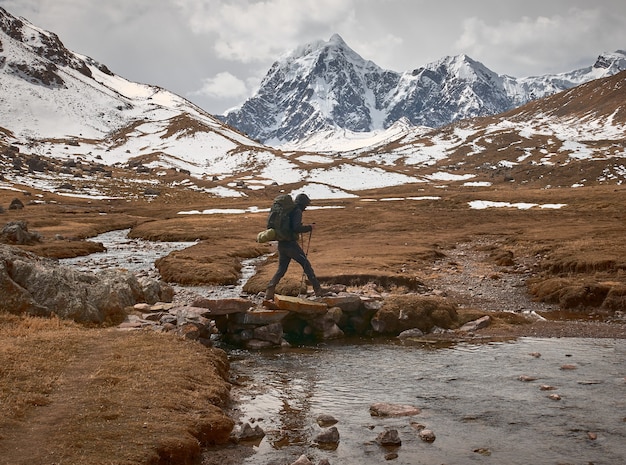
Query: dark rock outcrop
1 220 41 244
0 244 173 323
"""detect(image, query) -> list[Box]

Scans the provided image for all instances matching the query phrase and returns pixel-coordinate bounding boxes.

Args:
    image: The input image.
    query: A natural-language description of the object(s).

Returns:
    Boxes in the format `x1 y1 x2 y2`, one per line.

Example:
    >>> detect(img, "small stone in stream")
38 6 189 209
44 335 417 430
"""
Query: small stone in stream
237 422 265 441
376 429 401 446
314 426 340 445
316 414 338 427
540 384 557 391
290 455 313 465
418 429 436 442
370 402 420 417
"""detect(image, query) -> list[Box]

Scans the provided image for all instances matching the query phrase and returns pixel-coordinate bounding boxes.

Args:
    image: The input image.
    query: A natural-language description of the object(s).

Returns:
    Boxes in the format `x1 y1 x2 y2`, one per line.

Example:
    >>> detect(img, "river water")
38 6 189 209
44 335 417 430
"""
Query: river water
61 230 626 465
228 338 626 465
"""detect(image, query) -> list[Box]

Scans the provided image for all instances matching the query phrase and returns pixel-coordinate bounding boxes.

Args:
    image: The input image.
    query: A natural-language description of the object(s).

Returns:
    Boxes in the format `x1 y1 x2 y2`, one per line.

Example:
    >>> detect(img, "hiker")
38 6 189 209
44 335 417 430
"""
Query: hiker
265 193 324 299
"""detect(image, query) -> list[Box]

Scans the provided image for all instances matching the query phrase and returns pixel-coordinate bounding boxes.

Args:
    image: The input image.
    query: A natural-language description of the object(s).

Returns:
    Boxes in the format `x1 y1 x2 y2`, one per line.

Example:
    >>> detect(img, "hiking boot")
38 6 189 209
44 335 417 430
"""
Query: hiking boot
314 286 331 297
265 285 275 300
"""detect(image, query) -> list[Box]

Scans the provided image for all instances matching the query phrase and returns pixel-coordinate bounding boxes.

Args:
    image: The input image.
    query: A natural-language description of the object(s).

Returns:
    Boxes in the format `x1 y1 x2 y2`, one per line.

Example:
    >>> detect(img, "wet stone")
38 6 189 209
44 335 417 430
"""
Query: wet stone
290 455 313 465
316 414 338 427
540 384 557 391
237 422 265 441
419 429 436 442
314 426 340 445
376 428 401 446
398 328 425 339
370 402 421 417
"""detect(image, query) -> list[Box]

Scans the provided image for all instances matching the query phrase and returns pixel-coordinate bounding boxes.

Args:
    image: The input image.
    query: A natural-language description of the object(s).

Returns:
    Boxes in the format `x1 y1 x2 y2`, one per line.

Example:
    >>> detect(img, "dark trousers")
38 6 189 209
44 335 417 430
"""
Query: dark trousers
268 240 320 290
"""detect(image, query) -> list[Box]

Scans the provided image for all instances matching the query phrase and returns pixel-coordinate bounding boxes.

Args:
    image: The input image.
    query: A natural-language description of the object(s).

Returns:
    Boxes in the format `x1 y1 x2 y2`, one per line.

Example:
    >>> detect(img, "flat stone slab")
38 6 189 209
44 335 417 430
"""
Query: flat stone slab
369 402 421 417
274 295 328 316
192 297 252 315
319 294 362 312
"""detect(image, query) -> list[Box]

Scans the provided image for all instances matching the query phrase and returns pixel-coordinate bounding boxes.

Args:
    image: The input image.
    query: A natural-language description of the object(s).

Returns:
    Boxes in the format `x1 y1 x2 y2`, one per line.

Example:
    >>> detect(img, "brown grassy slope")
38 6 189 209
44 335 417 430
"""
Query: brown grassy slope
0 313 233 465
3 182 625 308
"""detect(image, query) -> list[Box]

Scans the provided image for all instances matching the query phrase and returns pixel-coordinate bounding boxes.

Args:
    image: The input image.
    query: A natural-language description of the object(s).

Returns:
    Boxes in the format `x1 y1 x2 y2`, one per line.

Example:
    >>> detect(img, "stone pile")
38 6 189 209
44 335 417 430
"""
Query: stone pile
119 290 482 349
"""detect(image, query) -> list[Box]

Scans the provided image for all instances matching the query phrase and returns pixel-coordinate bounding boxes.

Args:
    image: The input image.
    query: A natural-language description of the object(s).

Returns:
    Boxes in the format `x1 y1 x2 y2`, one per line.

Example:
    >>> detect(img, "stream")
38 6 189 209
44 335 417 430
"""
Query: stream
61 230 626 465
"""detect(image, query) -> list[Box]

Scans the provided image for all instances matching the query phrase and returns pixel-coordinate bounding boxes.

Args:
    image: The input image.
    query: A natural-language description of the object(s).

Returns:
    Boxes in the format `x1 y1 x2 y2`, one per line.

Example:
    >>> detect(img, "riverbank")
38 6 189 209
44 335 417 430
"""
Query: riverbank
0 313 234 465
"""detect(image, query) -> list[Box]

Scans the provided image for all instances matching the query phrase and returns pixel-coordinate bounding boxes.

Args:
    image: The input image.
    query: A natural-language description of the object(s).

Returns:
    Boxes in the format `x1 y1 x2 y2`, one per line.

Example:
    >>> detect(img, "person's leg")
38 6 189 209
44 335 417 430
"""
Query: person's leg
266 244 292 298
289 242 321 293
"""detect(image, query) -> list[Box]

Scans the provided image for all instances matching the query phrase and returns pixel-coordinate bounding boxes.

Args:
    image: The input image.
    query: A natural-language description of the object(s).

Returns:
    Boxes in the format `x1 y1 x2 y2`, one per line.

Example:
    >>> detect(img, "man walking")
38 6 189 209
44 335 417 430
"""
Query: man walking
265 193 323 299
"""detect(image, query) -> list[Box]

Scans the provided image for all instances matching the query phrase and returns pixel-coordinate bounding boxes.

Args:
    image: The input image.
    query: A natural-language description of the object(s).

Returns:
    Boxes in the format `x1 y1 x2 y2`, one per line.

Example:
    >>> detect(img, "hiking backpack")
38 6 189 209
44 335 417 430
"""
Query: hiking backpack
266 194 296 241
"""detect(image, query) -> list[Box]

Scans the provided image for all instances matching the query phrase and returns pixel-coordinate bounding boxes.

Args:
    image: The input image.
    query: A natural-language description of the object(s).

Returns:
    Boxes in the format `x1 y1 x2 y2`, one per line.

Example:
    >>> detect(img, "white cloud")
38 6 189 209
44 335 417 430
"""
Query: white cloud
174 0 356 63
189 72 248 99
454 7 626 75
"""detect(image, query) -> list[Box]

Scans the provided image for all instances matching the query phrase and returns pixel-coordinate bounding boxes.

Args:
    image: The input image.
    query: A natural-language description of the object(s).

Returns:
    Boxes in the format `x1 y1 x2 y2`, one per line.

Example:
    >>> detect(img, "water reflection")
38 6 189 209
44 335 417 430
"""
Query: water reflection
229 338 626 465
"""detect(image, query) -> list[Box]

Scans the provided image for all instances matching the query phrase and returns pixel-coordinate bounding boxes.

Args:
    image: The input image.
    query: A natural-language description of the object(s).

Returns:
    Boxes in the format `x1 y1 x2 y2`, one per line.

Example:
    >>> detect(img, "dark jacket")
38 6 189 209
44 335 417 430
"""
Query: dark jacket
284 205 311 241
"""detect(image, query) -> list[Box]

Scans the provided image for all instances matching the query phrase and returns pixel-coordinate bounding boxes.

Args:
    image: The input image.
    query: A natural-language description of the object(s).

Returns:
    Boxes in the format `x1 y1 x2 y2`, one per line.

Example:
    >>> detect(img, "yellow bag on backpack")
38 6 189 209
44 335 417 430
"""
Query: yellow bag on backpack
256 228 277 243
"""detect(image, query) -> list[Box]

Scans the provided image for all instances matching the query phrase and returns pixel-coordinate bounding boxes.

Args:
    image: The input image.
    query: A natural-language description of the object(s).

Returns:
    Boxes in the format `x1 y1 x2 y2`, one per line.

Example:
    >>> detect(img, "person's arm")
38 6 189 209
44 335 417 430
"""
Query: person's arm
291 208 312 234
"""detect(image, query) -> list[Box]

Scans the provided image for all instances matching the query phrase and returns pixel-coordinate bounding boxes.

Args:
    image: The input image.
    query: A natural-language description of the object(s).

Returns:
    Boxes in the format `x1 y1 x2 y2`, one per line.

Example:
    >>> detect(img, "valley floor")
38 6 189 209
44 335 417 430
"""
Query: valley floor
1 183 625 464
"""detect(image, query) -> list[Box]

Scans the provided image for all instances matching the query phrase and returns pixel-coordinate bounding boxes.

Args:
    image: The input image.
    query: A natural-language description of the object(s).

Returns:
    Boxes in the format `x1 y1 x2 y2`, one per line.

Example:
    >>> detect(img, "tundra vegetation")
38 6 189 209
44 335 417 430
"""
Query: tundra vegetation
1 179 625 465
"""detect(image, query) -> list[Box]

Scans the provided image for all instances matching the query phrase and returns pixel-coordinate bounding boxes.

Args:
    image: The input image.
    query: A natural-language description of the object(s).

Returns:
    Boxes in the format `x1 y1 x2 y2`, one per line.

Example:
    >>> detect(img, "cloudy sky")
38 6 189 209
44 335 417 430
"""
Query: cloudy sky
2 0 625 115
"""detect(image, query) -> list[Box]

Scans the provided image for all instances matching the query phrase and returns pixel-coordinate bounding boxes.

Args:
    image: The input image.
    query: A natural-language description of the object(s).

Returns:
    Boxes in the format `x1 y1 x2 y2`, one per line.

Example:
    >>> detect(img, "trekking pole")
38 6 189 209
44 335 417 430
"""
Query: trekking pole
305 229 312 256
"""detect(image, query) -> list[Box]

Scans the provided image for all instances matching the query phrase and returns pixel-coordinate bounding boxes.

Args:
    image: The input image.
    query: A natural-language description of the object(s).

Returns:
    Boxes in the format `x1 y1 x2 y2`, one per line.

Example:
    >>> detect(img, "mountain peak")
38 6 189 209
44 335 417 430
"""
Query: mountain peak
221 35 626 145
592 50 626 71
328 33 347 47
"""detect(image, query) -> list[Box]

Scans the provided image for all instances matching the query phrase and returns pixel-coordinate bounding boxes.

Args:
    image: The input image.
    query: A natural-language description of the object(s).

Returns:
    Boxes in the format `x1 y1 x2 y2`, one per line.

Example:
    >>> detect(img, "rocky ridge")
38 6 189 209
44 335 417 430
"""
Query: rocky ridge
220 34 626 144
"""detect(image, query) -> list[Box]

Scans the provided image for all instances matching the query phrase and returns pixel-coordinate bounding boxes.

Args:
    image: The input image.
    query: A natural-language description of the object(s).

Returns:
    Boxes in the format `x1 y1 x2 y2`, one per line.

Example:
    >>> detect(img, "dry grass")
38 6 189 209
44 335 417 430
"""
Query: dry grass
0 313 233 465
2 176 626 464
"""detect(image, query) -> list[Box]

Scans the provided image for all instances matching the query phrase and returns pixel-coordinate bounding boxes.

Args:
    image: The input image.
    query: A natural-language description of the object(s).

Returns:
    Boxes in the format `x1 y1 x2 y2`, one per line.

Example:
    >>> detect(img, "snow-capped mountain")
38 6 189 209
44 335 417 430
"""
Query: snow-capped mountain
0 6 283 198
1 7 624 202
220 34 626 146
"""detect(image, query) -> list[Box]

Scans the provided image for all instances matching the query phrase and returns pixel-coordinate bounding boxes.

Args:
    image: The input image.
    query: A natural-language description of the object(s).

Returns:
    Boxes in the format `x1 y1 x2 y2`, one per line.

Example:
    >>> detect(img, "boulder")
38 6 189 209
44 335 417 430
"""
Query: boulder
0 243 172 324
318 294 362 312
253 323 284 345
459 315 491 332
192 297 252 315
418 429 436 442
1 221 41 245
371 295 458 335
232 309 289 325
8 198 24 210
306 307 345 340
316 414 338 427
398 328 425 339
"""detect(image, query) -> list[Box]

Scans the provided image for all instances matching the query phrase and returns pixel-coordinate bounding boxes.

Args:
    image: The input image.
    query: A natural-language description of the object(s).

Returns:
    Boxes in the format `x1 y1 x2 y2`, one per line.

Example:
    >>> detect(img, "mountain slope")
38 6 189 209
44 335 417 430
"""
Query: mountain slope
355 69 626 189
220 34 626 145
0 6 287 198
1 7 624 202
